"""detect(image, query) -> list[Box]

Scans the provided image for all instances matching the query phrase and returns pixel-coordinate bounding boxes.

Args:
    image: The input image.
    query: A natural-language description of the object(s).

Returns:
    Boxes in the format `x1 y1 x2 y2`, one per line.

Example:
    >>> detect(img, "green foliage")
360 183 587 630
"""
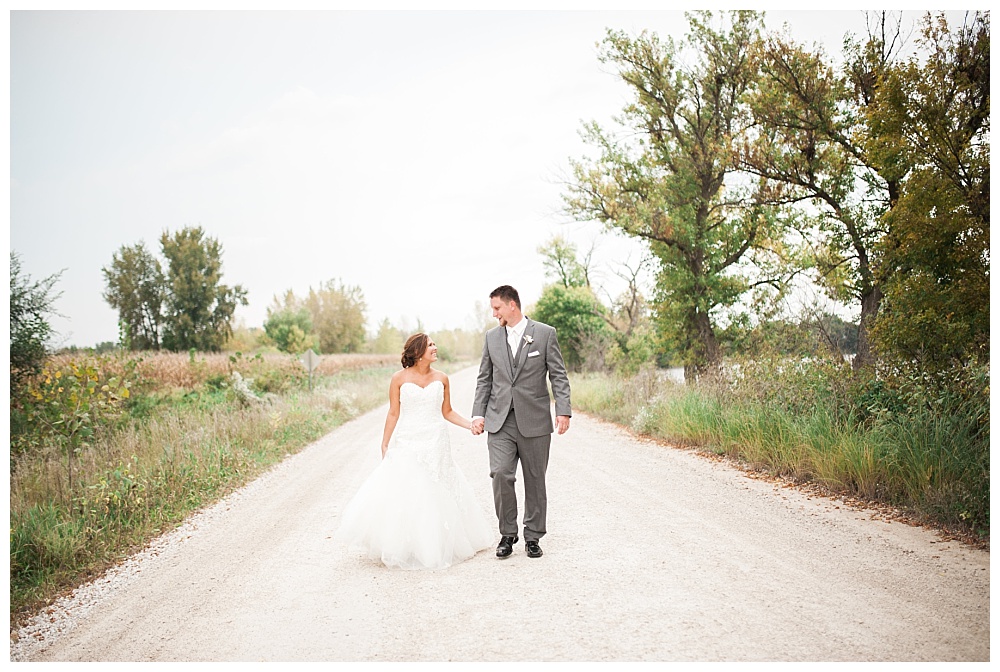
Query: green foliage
11 357 135 456
264 281 367 355
605 327 656 376
367 317 406 355
10 357 398 618
264 303 316 354
430 327 483 362
745 11 989 373
571 358 989 536
870 13 989 375
9 251 62 396
538 234 590 288
747 26 888 329
743 12 925 370
564 13 792 380
93 341 120 355
101 241 166 350
304 279 367 354
160 226 248 352
240 352 306 395
10 356 137 516
874 247 988 374
531 284 612 371
223 324 267 353
721 312 859 361
536 235 656 374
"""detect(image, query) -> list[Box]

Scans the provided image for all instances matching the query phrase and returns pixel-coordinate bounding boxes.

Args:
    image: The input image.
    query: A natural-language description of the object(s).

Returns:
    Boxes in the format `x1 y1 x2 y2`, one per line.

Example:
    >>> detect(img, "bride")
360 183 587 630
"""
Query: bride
335 333 494 569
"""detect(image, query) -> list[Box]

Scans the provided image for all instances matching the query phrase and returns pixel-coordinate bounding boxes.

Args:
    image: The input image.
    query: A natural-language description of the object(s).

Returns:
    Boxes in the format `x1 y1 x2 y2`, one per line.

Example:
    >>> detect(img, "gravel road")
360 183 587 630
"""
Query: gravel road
11 366 990 662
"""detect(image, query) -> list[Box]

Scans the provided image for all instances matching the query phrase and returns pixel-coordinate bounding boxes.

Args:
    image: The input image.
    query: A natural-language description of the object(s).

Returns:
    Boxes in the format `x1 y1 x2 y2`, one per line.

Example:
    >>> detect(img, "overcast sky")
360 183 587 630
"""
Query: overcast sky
9 9 962 348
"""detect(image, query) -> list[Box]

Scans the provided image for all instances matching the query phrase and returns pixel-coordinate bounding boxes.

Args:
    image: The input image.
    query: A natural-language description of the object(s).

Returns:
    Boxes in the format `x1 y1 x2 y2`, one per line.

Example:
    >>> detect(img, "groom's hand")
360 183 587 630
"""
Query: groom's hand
555 415 570 435
471 418 485 435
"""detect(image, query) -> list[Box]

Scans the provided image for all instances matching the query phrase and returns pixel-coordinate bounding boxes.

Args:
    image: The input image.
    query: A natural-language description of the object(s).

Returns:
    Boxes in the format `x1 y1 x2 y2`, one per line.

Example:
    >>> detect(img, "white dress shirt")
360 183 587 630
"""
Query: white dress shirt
506 316 528 359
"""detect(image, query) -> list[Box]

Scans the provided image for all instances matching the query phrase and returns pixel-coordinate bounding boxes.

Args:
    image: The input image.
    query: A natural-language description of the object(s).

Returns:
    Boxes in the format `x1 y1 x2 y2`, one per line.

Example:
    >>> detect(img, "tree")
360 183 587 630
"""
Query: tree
537 235 591 288
870 12 989 374
160 226 248 352
532 284 613 372
602 256 658 374
102 241 166 350
264 290 316 354
304 279 366 353
565 12 788 382
10 251 62 395
537 235 657 372
741 12 926 370
723 310 859 360
368 317 406 355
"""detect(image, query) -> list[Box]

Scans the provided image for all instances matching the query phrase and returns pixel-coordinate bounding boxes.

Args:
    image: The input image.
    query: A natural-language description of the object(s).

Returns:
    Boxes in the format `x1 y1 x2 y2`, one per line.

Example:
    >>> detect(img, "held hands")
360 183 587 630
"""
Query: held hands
469 416 568 435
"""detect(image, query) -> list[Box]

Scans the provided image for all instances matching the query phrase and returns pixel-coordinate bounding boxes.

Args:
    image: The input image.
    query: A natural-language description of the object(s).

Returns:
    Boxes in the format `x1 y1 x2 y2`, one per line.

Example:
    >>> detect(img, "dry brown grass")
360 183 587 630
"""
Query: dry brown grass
47 351 399 390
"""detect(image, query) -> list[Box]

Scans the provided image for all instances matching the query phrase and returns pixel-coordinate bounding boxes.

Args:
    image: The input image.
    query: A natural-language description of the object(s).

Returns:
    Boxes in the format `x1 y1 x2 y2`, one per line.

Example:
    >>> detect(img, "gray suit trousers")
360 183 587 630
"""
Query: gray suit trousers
488 407 551 542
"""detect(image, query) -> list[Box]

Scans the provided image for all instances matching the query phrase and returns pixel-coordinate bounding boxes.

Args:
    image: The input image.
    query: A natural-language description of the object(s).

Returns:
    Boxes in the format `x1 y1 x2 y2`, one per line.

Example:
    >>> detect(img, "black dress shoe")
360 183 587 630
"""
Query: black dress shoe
496 535 518 558
525 540 543 558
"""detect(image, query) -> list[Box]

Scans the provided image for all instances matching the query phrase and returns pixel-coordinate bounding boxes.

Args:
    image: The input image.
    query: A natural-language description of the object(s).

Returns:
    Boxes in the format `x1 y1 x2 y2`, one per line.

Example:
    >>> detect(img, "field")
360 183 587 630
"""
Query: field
9 350 418 620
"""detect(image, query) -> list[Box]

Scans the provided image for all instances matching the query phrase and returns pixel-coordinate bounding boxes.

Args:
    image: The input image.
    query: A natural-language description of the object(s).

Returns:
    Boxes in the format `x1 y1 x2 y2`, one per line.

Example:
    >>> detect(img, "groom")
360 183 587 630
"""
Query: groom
471 285 571 559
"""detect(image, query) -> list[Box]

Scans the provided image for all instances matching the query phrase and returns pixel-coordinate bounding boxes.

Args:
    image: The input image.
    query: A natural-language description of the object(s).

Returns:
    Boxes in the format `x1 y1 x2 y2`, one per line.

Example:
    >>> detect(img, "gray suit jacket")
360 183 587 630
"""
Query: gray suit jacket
473 318 572 438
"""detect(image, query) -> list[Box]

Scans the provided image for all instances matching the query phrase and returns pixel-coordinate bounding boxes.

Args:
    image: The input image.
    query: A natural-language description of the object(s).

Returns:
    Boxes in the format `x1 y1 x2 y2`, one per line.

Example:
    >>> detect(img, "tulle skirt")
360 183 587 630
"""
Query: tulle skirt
335 445 494 570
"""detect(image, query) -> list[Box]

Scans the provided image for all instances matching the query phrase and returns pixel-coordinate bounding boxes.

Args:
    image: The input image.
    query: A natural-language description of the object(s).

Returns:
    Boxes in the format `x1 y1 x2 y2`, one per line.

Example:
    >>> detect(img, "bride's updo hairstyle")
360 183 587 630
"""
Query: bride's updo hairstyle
401 333 430 369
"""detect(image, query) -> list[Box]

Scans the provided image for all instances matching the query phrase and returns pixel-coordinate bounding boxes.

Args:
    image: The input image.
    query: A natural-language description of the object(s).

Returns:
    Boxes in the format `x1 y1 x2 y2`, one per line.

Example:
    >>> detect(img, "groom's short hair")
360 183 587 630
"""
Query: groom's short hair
490 285 521 309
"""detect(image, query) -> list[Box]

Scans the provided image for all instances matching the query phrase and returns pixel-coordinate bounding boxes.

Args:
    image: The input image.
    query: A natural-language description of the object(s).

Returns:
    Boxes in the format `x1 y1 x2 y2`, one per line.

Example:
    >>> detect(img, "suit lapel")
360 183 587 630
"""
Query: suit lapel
496 326 515 379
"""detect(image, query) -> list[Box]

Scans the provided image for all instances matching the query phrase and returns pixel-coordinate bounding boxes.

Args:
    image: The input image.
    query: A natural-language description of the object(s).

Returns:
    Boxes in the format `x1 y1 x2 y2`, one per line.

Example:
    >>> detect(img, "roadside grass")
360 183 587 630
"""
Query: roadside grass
571 361 989 542
10 352 473 622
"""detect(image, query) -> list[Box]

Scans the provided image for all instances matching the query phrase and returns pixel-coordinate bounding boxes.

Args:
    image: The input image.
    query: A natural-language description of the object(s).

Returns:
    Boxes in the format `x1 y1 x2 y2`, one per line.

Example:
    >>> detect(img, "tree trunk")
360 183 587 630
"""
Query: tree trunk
853 284 883 370
683 309 722 384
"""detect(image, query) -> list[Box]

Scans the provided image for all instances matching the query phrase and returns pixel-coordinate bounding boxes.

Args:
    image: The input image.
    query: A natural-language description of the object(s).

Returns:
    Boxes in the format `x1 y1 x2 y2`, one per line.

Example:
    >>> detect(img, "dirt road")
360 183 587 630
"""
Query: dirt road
11 366 989 662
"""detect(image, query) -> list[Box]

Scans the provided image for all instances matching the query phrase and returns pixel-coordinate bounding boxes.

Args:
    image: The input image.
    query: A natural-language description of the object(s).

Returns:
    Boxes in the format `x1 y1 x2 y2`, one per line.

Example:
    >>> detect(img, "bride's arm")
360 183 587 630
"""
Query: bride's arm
381 375 402 458
440 375 473 431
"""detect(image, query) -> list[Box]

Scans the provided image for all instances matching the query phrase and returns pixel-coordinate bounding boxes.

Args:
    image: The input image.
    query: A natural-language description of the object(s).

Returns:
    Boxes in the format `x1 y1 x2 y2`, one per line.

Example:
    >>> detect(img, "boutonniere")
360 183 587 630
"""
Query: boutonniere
523 334 534 345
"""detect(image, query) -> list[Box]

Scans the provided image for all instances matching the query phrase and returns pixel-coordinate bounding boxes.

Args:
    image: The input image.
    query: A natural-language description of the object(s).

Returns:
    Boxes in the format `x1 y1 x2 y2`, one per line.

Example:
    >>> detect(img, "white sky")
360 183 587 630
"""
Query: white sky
8 8 969 347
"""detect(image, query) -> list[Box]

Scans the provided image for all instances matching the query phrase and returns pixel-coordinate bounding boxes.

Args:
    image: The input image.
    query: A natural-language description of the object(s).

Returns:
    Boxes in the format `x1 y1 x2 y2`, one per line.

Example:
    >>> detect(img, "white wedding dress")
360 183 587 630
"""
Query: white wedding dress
335 380 494 569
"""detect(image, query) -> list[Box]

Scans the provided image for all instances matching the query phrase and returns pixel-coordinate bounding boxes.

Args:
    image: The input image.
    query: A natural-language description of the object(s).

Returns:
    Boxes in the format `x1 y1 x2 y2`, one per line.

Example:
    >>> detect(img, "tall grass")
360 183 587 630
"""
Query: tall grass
9 353 407 620
572 358 989 540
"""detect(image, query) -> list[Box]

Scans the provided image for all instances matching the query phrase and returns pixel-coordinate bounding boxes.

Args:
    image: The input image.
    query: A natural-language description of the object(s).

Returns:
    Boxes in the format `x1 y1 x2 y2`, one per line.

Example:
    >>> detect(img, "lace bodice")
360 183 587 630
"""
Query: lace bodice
388 380 457 489
396 381 446 431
